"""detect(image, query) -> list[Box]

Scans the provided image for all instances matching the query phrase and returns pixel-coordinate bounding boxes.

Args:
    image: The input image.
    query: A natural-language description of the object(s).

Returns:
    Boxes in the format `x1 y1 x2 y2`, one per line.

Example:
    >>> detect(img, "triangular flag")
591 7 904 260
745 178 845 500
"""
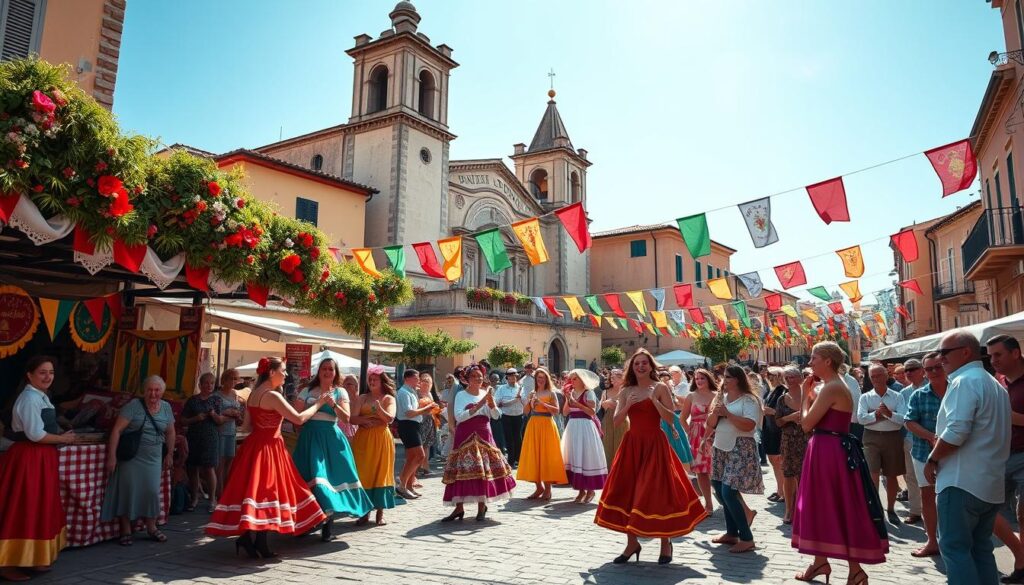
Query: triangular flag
649 288 666 311
806 177 850 224
113 238 147 273
808 286 831 302
707 277 733 300
896 305 911 320
736 272 763 298
531 297 546 313
836 245 865 278
247 282 269 307
383 245 406 278
774 261 807 290
437 236 463 282
775 314 788 330
890 229 919 262
588 314 601 327
667 310 686 328
802 308 820 322
646 322 660 336
925 139 978 197
781 305 798 319
511 218 549 265
352 248 382 278
709 304 728 324
563 297 586 320
729 319 741 332
584 295 604 316
542 297 564 317
828 302 845 315
899 279 924 296
764 293 782 311
688 307 706 324
676 213 711 258
554 202 592 252
673 284 693 308
328 246 343 263
39 298 73 341
731 300 750 327
412 242 446 278
839 280 861 301
104 293 122 323
625 291 647 314
628 319 644 334
186 264 210 292
604 294 628 317
82 297 107 329
474 229 513 273
606 316 619 329
737 197 779 248
618 318 629 330
651 310 668 329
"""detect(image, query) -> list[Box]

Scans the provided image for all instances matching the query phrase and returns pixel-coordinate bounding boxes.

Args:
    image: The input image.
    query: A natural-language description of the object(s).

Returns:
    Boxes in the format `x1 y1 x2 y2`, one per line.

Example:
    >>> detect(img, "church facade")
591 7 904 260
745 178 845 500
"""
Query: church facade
255 2 599 372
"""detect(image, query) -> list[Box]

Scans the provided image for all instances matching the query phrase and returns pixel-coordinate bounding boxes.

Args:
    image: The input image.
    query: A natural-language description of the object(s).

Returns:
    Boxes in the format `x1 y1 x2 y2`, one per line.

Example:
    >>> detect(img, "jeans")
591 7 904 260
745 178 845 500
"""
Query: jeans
501 414 524 465
712 480 753 542
937 486 1000 585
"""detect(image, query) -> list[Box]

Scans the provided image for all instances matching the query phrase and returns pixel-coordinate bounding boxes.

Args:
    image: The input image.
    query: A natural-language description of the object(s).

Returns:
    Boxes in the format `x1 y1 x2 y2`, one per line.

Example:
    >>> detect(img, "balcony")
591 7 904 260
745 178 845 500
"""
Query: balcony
389 288 589 328
963 207 1024 280
934 280 975 301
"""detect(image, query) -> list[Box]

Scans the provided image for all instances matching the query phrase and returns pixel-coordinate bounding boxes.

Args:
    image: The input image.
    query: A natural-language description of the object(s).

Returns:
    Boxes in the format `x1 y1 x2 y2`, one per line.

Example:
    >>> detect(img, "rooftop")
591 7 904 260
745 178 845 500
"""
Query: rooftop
592 222 738 253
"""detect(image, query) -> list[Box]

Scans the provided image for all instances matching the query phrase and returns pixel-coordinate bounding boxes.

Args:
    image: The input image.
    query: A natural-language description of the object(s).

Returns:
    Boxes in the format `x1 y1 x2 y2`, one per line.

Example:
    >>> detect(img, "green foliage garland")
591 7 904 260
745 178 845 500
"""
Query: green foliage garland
486 344 529 368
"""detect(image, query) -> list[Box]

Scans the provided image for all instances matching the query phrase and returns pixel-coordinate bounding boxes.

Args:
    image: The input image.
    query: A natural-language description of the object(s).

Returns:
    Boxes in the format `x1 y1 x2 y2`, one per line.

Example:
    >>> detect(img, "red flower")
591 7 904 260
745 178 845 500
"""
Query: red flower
224 232 243 247
288 269 305 284
147 224 158 238
94 161 108 172
210 216 221 226
32 184 43 193
368 293 377 302
97 175 123 197
245 255 255 265
61 167 75 179
110 187 133 217
310 247 320 260
195 200 207 212
334 292 345 300
320 268 330 282
66 196 80 207
278 253 302 274
235 198 245 209
13 159 27 169
297 232 314 248
207 181 221 196
30 91 56 114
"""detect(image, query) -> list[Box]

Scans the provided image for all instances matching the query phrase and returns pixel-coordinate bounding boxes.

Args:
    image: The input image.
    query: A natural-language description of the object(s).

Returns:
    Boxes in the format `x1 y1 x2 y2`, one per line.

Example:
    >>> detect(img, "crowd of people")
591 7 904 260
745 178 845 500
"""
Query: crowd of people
3 329 1024 583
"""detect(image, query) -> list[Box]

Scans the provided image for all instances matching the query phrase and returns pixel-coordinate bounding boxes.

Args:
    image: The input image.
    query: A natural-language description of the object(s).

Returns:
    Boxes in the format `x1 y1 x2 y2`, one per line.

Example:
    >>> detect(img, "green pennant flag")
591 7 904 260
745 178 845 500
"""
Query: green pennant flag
473 228 512 273
702 321 715 332
383 245 406 278
676 213 711 259
730 300 751 327
808 286 831 302
584 295 604 316
617 318 628 330
801 323 812 333
651 324 661 337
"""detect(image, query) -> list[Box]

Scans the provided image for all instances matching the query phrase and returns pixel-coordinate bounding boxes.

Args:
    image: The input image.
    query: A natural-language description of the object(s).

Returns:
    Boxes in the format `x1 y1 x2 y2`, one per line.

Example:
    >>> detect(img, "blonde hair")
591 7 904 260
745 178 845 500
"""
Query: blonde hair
812 341 846 373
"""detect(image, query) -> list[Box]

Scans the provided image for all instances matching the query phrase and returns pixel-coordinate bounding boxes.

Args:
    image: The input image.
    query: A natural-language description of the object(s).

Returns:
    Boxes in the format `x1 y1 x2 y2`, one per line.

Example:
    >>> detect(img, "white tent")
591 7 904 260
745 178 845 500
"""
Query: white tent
655 349 708 367
235 350 395 377
867 310 1024 361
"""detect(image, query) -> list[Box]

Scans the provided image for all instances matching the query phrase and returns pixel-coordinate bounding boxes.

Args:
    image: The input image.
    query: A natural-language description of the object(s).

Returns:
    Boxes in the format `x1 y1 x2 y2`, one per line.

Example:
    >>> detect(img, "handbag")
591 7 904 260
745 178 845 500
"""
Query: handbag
115 398 166 462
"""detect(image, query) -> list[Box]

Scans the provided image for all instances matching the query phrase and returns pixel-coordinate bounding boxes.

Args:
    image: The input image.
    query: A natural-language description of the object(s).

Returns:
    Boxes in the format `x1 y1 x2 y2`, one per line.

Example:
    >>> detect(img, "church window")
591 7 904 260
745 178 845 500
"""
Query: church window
419 147 432 164
630 240 647 258
675 254 683 283
295 197 319 227
529 168 549 200
418 70 436 119
368 64 389 114
570 171 581 202
310 154 324 171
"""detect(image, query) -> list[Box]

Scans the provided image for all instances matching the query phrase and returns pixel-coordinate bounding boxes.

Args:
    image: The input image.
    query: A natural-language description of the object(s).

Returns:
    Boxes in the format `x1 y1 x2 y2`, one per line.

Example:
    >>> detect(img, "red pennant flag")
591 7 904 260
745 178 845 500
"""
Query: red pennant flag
588 314 601 327
828 301 845 315
773 261 807 290
603 294 627 318
73 226 95 255
924 139 978 197
896 305 911 321
764 293 782 311
186 264 210 292
113 239 147 273
247 282 269 306
688 308 706 324
775 315 788 330
890 229 919 262
82 297 107 329
628 318 644 334
806 177 850 225
553 202 591 252
412 242 446 279
542 297 564 317
104 293 122 323
0 193 20 223
673 284 693 308
899 279 924 296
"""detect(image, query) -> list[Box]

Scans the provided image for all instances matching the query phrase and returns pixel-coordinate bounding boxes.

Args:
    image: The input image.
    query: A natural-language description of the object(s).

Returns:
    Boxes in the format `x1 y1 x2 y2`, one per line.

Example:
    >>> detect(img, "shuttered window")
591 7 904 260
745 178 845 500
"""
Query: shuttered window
295 197 318 226
0 0 45 62
629 240 646 258
674 254 683 283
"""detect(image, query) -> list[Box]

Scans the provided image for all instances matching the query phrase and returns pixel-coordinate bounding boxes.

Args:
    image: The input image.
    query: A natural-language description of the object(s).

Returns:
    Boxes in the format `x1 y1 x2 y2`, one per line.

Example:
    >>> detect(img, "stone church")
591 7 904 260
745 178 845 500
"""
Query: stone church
254 2 599 372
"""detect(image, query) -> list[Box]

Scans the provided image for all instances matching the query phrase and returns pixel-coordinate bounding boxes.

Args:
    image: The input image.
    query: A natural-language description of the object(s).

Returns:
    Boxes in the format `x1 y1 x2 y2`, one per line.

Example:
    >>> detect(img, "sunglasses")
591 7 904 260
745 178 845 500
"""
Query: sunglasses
924 365 944 373
939 346 965 357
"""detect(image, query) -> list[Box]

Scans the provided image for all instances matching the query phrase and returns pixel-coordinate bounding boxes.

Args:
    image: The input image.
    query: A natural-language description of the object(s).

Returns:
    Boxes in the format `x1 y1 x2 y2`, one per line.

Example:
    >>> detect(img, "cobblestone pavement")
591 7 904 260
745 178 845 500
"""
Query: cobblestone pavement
35 458 1016 585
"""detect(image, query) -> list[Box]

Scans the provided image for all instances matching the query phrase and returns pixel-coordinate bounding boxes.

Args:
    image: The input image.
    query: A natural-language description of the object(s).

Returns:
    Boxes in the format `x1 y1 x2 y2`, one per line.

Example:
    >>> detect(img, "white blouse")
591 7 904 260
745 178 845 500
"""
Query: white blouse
712 394 763 452
454 390 500 423
12 385 55 443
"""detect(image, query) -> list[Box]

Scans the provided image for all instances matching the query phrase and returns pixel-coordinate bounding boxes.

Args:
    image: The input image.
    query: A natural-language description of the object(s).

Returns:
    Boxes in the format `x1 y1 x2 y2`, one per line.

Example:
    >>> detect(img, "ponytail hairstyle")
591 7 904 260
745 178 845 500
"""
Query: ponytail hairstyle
255 356 284 387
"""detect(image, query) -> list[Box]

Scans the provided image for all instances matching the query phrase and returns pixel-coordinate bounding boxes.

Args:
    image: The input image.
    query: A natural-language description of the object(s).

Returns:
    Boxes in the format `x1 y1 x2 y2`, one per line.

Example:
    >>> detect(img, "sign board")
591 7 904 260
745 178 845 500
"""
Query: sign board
179 305 205 332
959 303 984 313
285 343 313 380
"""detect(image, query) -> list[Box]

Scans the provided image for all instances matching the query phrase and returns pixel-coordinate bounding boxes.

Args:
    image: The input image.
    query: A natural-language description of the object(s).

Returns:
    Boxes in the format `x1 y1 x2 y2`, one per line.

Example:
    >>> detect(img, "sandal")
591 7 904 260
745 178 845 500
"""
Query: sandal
119 535 133 546
146 528 167 543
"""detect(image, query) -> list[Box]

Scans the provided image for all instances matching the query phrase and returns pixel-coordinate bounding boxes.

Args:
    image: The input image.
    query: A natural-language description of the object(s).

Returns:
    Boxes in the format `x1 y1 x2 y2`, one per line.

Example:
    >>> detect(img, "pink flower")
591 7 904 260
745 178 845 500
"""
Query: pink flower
30 91 56 114
147 224 158 238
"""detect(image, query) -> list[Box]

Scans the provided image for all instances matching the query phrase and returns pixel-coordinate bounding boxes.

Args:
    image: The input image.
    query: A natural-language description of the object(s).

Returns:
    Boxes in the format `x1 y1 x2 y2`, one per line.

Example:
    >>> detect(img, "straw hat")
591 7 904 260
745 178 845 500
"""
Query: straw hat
569 368 600 391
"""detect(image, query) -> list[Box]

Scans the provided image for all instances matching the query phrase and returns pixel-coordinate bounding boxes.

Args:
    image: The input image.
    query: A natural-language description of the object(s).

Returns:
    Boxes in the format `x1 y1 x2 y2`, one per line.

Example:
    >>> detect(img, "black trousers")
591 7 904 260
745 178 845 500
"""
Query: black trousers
502 414 524 465
490 417 506 452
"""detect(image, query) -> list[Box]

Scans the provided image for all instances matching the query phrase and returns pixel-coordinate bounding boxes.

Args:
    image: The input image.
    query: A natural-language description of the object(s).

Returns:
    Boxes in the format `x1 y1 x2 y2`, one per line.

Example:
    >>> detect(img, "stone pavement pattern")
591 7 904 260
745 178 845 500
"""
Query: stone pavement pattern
35 465 1016 585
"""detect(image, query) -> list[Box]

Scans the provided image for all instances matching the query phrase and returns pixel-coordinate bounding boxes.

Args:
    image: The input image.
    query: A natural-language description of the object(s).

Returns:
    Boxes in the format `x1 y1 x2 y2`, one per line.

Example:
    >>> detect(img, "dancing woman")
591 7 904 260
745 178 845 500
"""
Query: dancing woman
595 349 707 565
349 366 398 526
440 365 516 522
680 369 717 515
561 369 608 504
206 357 330 558
517 367 568 500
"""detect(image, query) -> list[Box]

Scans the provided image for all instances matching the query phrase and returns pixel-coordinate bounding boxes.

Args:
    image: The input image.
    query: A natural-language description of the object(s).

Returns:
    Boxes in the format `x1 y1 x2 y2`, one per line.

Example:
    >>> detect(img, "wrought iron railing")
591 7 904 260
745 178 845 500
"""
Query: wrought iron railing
990 50 1024 67
934 280 975 300
963 207 1024 275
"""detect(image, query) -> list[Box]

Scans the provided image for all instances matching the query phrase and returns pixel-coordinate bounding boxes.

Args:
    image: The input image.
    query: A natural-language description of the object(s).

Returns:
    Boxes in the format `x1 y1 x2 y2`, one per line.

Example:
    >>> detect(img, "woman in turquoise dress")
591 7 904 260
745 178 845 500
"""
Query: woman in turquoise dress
101 375 175 545
291 358 373 541
658 373 693 470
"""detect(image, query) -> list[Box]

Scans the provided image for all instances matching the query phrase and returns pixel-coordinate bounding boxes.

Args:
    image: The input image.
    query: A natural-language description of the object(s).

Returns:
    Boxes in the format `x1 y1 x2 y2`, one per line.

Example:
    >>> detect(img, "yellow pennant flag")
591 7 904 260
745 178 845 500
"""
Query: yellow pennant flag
878 322 888 336
511 218 549 265
606 316 619 329
802 309 820 322
781 304 798 319
437 236 463 282
563 296 586 320
707 277 733 300
836 245 865 278
729 319 741 332
625 291 647 314
651 310 668 329
352 248 382 278
709 304 728 323
861 324 871 338
839 280 861 301
643 322 657 335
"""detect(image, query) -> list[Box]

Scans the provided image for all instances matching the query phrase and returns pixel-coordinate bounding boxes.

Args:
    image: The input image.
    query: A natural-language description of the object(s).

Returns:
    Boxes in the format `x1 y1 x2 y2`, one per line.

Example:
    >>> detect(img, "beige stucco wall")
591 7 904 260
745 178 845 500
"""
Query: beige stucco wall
351 126 394 248
38 0 119 108
405 125 445 244
261 133 346 179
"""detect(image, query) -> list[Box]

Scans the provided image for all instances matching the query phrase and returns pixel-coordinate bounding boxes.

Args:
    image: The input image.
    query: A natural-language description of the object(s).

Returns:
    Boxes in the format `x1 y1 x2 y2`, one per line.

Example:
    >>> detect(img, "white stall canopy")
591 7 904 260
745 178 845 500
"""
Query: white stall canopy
867 311 1024 361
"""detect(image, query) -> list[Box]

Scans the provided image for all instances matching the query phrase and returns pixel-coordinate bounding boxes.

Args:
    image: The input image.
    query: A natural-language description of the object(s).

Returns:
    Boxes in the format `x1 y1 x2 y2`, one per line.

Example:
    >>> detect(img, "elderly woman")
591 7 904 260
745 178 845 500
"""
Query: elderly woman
216 369 243 501
101 375 176 545
182 372 226 512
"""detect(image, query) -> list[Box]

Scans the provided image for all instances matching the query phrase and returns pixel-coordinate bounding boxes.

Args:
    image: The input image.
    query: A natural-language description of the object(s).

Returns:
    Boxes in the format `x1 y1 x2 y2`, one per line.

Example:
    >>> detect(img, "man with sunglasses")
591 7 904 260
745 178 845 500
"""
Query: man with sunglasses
987 335 1024 584
926 331 1011 585
905 353 947 558
896 358 928 524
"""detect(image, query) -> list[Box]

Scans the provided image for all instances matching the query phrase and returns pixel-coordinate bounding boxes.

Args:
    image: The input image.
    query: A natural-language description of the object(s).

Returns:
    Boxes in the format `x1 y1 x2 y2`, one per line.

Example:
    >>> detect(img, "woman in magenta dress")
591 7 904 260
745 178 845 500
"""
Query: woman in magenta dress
206 357 331 558
792 342 888 585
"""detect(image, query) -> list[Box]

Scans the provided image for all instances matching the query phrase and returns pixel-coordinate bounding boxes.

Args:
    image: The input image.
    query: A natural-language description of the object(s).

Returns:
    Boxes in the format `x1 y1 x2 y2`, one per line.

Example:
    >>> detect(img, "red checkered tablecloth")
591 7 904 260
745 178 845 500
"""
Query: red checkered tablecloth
58 444 169 547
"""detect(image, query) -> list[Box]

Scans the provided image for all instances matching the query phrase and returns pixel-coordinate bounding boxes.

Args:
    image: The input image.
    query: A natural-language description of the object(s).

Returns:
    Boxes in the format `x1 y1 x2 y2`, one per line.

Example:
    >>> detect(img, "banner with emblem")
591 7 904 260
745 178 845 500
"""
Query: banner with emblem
737 197 779 248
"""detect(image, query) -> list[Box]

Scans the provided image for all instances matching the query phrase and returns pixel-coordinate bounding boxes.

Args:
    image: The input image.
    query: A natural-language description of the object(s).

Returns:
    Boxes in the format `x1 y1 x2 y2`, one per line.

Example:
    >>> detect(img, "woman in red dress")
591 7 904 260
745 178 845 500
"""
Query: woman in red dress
595 348 708 565
205 357 331 558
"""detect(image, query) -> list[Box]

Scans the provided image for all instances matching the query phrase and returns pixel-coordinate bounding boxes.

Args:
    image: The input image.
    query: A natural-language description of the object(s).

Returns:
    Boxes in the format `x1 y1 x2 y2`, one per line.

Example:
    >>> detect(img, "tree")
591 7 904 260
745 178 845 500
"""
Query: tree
376 324 477 364
486 344 529 368
693 332 753 363
600 346 626 367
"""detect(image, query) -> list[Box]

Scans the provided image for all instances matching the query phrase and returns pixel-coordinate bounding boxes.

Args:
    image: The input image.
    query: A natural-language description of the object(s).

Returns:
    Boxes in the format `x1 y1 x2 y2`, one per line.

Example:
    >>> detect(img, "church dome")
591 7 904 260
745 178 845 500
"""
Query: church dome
394 1 417 11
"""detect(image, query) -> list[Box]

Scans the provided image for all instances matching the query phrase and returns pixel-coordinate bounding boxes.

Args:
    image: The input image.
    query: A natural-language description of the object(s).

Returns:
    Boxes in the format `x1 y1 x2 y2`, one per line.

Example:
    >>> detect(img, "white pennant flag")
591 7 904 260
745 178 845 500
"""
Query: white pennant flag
737 197 779 248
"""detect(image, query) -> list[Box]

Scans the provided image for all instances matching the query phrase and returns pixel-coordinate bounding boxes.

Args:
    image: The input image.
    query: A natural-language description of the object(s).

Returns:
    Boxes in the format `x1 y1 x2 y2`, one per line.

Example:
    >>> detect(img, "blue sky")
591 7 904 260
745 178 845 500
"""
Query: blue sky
113 1 1003 304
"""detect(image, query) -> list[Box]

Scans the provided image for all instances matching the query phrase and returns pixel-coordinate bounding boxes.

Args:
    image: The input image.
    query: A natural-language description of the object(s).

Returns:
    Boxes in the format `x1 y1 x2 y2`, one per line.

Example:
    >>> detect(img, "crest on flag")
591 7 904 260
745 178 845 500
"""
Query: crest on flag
736 272 763 298
737 197 779 248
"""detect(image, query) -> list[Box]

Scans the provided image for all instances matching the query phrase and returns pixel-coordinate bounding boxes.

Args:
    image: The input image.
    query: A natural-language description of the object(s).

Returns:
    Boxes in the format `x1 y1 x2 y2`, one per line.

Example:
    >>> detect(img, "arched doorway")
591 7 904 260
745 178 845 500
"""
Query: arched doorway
547 338 565 374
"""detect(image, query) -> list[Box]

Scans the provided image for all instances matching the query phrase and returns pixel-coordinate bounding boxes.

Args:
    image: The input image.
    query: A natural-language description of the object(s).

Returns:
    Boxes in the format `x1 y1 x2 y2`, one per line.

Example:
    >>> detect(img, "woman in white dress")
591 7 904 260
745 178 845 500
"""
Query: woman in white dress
560 369 608 504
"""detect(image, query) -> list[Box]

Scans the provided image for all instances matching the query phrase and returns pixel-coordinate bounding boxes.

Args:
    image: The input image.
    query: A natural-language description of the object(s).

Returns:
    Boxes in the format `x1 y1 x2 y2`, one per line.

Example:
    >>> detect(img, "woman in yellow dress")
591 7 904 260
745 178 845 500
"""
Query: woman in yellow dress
349 365 397 526
516 367 567 500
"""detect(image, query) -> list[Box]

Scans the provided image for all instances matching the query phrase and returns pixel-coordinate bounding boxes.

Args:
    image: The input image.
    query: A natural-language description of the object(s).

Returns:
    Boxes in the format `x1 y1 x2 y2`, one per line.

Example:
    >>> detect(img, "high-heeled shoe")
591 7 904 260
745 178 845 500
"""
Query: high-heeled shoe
321 519 335 542
658 543 673 565
476 505 488 521
795 561 832 583
847 569 866 585
440 509 465 522
613 545 641 564
253 532 278 559
235 533 259 559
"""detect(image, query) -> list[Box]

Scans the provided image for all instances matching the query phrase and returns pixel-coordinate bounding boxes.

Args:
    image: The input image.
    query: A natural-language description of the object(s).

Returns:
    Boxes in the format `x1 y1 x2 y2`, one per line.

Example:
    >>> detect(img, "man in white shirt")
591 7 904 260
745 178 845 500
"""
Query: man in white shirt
858 363 907 524
925 331 1011 585
494 368 526 467
668 366 690 409
897 358 927 524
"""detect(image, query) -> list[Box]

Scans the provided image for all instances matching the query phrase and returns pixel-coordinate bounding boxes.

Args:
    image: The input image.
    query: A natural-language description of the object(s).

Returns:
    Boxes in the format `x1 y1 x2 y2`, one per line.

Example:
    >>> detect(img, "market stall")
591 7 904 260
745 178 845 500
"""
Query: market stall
866 310 1024 361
